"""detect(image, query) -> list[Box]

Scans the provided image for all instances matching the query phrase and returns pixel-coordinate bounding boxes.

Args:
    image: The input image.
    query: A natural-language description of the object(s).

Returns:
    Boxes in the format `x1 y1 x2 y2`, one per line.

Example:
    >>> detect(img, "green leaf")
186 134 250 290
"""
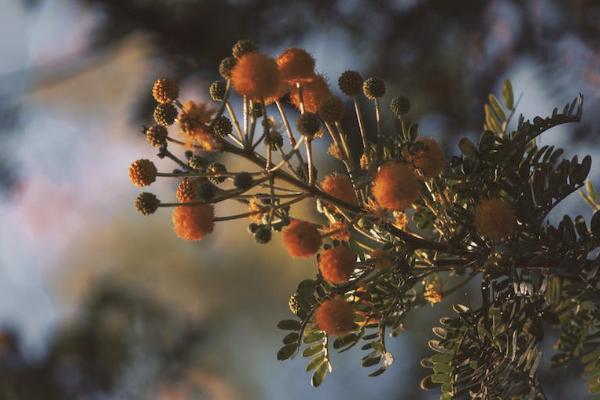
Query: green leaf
303 344 323 357
306 354 325 371
277 343 299 361
502 80 514 110
277 319 301 331
459 138 478 159
311 362 329 387
283 332 299 345
591 210 600 236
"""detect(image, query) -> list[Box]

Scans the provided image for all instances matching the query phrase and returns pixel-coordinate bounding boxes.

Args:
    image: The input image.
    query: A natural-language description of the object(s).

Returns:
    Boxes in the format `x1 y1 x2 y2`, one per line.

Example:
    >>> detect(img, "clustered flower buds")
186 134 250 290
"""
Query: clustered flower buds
127 41 567 391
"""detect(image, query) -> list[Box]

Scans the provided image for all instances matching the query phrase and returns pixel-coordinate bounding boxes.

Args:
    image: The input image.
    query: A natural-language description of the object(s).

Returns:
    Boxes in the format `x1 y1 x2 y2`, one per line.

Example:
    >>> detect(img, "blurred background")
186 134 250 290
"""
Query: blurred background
0 0 599 398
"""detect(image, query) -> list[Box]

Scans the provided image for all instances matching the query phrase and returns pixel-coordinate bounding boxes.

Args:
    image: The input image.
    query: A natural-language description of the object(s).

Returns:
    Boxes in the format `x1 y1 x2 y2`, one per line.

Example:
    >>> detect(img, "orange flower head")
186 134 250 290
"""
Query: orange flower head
315 296 356 336
319 246 356 285
172 204 215 241
231 53 281 100
276 48 316 83
290 74 331 113
129 159 157 187
474 198 516 241
321 174 357 206
282 220 322 258
372 162 420 211
263 78 288 105
178 101 214 136
424 281 443 305
176 178 198 202
371 249 394 270
410 137 445 178
324 222 351 242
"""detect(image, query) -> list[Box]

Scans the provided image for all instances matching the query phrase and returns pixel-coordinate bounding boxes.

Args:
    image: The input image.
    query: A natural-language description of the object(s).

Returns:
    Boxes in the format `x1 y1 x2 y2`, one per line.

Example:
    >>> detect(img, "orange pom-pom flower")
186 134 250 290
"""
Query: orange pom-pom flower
276 48 315 83
474 198 516 241
315 296 357 336
231 53 281 100
172 204 215 241
321 174 357 206
282 220 322 258
319 246 357 285
372 162 420 211
290 74 331 113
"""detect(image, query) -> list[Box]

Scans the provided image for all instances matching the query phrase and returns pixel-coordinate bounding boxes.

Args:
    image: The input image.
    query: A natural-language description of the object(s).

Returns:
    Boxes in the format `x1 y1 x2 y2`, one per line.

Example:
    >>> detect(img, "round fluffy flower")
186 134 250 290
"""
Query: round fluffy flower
319 246 356 285
474 198 516 241
129 159 157 187
328 142 344 160
290 74 331 113
172 204 215 241
410 137 445 178
296 112 320 138
283 220 322 258
321 174 357 206
247 197 265 223
176 178 198 202
315 296 356 336
231 53 281 100
276 48 315 83
178 101 214 136
372 162 420 211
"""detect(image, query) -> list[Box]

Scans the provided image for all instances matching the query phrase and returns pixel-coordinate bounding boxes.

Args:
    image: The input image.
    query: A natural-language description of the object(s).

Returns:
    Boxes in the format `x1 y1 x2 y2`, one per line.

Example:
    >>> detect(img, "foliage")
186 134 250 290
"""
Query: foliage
129 40 600 398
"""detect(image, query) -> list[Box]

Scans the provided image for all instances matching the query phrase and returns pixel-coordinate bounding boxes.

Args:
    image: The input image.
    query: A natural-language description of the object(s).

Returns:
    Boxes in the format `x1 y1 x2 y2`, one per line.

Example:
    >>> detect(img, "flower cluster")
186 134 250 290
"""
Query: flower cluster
128 40 599 396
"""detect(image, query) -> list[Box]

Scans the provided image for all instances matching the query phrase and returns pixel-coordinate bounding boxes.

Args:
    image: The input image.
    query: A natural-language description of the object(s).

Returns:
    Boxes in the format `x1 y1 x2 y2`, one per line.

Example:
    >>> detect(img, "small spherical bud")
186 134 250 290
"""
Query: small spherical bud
152 78 179 104
234 172 254 190
363 77 386 99
196 181 216 201
315 296 356 336
129 159 157 187
265 130 283 150
319 246 357 285
207 162 227 184
146 125 168 147
317 96 344 123
372 162 420 211
338 70 363 96
254 226 272 244
276 48 315 83
184 150 193 159
283 220 322 258
290 74 331 113
219 56 237 79
251 101 264 118
231 53 281 100
188 155 207 171
209 80 227 101
390 96 410 117
172 204 214 241
153 103 178 126
474 198 516 241
321 174 358 206
211 115 233 137
176 177 198 202
232 39 258 59
296 112 321 138
135 192 160 215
